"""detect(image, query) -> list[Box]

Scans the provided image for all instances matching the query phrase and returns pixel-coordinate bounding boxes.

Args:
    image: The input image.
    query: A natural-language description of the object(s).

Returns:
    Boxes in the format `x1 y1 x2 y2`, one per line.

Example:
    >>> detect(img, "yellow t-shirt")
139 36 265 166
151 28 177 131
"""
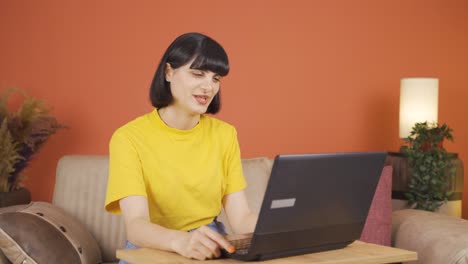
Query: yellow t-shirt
104 109 246 231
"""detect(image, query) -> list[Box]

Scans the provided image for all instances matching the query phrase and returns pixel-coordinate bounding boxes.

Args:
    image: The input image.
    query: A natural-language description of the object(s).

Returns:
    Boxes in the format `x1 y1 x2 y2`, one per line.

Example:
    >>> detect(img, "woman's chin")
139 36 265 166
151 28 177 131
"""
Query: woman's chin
191 105 209 115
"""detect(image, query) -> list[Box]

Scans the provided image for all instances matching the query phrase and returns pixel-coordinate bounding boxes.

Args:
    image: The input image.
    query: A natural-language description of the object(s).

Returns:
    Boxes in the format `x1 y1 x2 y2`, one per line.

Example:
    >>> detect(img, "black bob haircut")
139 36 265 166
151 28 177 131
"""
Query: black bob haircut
149 32 230 114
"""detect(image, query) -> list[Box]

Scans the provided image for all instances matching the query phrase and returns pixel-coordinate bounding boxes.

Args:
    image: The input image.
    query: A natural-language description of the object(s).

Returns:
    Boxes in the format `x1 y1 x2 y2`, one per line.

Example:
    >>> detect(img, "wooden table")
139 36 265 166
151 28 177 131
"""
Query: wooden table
116 240 417 264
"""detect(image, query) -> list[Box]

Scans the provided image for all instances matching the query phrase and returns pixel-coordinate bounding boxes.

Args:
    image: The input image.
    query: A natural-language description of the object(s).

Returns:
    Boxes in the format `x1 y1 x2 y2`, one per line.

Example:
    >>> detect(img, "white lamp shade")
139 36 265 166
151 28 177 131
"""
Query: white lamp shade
399 78 439 138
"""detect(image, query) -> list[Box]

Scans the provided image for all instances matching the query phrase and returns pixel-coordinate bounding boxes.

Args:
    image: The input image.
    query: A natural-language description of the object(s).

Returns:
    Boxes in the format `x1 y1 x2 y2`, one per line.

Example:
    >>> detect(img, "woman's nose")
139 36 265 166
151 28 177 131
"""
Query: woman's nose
201 78 215 92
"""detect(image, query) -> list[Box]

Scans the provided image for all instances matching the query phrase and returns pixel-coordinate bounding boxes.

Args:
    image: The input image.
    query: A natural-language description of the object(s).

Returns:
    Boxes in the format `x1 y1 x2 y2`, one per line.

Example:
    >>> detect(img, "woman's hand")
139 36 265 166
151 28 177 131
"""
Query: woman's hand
171 225 235 260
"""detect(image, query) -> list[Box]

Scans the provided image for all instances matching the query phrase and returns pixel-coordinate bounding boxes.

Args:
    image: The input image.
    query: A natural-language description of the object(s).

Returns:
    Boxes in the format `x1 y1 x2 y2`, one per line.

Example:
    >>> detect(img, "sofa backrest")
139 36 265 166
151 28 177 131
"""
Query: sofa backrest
53 155 124 262
52 155 274 262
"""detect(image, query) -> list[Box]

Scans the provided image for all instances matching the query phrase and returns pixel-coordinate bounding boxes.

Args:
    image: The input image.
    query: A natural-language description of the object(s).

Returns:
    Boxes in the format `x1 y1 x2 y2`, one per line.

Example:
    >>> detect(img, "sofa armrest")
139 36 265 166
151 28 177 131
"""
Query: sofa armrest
392 209 468 264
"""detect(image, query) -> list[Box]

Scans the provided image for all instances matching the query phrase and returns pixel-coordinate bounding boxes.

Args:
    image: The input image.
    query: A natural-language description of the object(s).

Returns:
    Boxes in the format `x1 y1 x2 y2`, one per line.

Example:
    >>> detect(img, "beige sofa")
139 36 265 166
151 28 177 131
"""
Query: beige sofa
53 155 274 263
2 155 467 263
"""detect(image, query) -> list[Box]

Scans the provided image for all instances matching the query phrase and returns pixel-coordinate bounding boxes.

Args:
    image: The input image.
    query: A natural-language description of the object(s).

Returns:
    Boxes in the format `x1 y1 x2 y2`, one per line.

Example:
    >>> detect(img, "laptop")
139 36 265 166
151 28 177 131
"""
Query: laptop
223 152 387 261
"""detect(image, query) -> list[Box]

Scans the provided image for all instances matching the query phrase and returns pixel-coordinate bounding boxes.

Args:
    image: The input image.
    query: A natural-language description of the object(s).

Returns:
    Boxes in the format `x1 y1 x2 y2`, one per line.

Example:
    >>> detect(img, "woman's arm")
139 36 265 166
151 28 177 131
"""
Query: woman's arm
222 190 258 234
120 196 234 260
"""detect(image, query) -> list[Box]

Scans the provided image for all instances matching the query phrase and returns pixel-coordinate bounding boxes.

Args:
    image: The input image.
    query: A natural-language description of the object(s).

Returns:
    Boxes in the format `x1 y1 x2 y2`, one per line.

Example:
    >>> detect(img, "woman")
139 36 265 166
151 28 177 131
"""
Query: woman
105 32 257 261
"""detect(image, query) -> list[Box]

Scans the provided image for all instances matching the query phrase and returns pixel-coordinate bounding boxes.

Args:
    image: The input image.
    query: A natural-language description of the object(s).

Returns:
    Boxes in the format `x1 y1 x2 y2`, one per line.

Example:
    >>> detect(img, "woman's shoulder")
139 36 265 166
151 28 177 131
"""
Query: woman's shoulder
111 112 153 139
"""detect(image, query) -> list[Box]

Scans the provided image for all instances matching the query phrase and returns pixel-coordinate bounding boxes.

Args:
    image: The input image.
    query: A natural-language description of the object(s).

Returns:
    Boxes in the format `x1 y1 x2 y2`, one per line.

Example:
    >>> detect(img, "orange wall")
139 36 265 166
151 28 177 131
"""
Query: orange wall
1 1 468 216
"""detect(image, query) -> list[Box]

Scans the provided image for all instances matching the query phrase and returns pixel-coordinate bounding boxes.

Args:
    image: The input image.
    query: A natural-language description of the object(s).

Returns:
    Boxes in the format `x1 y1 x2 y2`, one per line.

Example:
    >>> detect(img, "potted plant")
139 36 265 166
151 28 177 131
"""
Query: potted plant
402 121 455 211
0 88 64 207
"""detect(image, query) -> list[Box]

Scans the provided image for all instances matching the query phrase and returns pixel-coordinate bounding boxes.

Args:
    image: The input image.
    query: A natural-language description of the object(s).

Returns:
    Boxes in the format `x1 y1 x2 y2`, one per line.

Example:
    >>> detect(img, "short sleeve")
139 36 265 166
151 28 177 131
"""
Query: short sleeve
104 130 147 214
224 128 247 195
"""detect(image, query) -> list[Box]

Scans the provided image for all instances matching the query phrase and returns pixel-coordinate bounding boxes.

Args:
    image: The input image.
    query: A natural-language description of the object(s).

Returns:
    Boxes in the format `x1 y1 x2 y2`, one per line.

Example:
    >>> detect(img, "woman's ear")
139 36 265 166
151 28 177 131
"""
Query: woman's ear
165 63 173 82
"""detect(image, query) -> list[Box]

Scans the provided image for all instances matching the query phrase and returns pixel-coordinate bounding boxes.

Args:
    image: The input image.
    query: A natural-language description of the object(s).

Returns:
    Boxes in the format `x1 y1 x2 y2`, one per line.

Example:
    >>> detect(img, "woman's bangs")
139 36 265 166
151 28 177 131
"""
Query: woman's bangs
190 50 229 76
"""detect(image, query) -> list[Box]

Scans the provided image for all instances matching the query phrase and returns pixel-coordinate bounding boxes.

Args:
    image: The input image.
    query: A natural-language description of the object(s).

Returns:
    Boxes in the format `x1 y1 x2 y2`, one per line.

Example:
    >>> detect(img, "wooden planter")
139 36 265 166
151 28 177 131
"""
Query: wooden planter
0 188 31 208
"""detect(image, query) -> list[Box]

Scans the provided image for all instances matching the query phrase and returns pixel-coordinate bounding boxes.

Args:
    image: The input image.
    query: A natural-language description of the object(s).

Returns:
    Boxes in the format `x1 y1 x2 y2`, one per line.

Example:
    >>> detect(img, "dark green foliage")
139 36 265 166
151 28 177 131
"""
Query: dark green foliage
403 122 455 211
0 88 64 192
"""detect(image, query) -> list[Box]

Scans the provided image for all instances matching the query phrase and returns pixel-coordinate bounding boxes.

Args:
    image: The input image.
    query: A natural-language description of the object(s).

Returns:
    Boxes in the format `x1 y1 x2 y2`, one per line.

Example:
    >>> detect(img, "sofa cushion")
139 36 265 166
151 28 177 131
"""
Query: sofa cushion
360 165 393 246
0 202 101 264
393 209 468 264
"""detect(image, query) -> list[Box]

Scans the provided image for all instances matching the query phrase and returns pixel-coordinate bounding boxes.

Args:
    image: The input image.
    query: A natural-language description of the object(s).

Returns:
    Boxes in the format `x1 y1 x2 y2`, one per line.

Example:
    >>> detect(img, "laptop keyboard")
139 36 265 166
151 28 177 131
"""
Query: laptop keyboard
229 237 252 250
225 233 253 254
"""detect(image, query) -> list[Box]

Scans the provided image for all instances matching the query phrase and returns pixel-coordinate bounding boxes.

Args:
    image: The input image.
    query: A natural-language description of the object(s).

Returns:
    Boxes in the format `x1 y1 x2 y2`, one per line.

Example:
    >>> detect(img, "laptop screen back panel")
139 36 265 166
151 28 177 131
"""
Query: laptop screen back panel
249 152 387 257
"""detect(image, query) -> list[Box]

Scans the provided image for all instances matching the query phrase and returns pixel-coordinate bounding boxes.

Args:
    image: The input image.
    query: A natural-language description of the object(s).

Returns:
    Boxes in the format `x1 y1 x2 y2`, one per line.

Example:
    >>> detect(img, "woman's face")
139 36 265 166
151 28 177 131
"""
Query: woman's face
165 61 221 115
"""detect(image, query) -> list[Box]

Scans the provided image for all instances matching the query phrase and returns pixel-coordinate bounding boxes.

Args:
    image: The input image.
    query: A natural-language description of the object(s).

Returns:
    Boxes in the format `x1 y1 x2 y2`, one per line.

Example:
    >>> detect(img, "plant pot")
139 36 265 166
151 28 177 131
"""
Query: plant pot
0 188 31 208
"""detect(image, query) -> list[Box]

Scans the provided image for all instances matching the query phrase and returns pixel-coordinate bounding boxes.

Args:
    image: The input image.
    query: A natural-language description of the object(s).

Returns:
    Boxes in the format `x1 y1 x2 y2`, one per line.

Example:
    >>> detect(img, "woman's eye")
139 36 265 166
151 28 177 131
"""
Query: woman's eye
213 77 221 83
192 71 204 77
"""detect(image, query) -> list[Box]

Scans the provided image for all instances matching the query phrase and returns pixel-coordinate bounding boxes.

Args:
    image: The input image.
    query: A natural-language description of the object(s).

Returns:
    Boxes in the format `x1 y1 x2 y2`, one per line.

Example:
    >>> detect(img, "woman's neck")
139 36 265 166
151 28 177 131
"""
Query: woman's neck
157 107 200 130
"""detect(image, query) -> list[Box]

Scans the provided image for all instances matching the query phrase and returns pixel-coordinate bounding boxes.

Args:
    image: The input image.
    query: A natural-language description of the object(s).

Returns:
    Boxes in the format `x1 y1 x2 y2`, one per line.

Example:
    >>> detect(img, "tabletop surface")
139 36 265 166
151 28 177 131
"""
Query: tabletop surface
116 240 417 264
